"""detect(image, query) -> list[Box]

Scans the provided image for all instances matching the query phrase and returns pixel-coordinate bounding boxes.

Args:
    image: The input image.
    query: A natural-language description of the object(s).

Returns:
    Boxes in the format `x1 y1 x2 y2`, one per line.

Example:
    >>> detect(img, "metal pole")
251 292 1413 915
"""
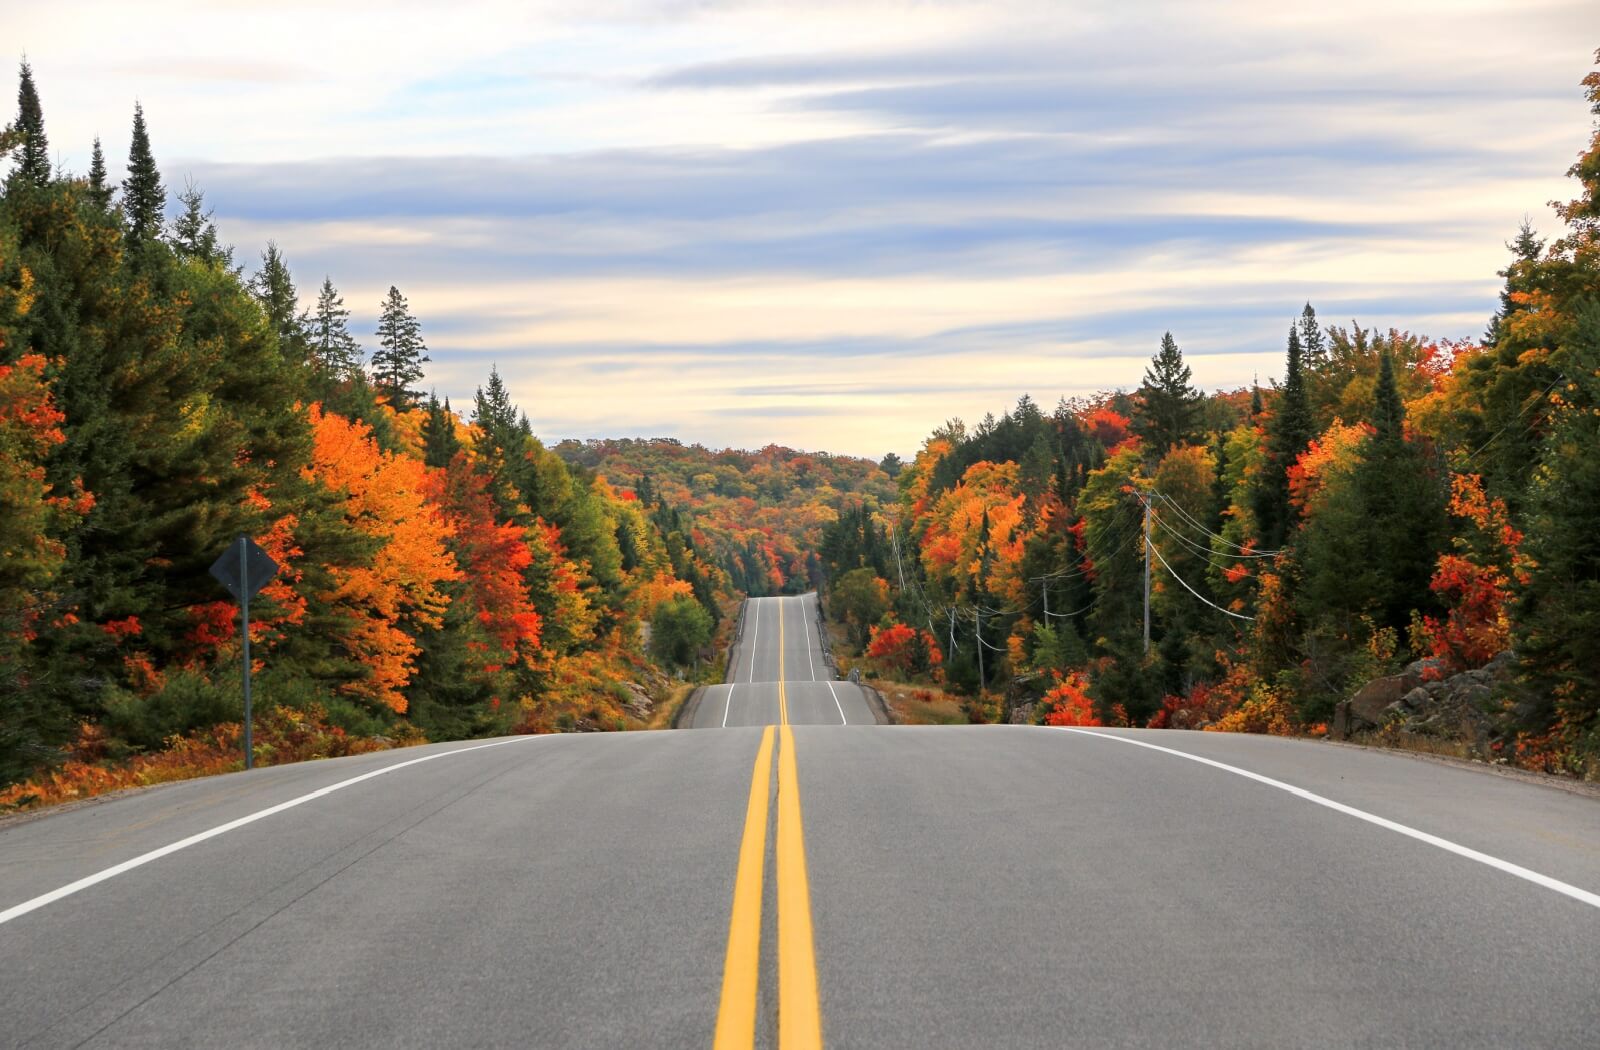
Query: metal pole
1142 495 1152 656
240 536 253 770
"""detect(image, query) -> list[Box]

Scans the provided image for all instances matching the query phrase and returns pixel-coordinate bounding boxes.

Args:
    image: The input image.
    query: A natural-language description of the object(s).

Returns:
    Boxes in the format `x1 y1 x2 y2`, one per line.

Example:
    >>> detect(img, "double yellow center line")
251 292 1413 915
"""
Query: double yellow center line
714 601 823 1049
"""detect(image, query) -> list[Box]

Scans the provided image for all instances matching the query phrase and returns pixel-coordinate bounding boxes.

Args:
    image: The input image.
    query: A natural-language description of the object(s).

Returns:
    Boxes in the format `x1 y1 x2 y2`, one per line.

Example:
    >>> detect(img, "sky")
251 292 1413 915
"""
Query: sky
11 0 1600 458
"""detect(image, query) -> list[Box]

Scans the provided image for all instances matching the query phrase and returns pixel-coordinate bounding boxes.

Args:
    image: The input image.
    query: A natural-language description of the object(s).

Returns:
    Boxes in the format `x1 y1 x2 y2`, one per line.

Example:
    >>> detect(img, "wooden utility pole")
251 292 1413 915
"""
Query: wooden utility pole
1142 494 1152 655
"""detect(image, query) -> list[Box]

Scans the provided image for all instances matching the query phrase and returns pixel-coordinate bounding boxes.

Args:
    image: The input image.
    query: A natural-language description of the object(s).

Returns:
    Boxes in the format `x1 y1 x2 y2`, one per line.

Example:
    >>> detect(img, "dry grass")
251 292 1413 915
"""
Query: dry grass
866 678 968 725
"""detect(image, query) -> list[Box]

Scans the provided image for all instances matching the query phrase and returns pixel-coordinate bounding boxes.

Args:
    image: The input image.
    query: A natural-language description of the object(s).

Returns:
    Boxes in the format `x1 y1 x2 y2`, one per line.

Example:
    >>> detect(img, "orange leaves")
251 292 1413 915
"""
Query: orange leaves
1082 406 1131 448
1416 473 1527 673
424 454 543 664
0 353 87 620
305 406 460 713
1287 420 1370 515
1040 671 1100 727
866 621 943 675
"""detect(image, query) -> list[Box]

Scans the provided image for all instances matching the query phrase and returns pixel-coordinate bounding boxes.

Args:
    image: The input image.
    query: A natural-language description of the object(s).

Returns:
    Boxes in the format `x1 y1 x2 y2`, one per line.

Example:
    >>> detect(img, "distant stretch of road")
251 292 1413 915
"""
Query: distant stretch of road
2 592 1598 1048
685 594 881 728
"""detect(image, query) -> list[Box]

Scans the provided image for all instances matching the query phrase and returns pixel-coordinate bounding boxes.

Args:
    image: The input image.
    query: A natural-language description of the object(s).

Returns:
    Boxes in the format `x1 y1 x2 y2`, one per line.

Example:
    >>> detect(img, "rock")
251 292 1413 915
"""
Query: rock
1405 656 1449 680
1332 701 1351 740
1456 683 1493 709
1402 686 1431 710
1486 650 1517 673
1349 672 1421 727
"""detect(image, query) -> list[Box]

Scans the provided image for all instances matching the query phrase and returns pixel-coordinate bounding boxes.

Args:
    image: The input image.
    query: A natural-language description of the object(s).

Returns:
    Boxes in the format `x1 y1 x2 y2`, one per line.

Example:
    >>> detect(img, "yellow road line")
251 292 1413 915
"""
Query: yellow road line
715 598 823 1049
713 725 775 1050
776 722 822 1048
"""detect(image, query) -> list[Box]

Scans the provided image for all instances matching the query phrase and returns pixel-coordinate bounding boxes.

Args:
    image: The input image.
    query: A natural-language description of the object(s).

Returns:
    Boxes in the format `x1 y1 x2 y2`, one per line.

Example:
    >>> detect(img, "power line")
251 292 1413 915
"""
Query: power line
1145 525 1256 622
1153 490 1281 556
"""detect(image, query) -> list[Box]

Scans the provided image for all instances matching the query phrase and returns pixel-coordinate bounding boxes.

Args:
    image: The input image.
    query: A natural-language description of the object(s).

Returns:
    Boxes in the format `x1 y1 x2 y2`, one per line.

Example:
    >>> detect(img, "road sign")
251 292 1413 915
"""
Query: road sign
209 535 279 602
210 535 279 771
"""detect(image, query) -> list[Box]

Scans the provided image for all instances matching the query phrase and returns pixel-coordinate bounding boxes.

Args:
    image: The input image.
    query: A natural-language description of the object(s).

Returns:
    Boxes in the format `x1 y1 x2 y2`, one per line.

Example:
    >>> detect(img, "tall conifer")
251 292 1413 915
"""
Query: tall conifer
1133 331 1199 454
308 276 364 380
86 136 112 210
372 285 428 409
13 60 50 188
121 103 166 249
1257 324 1315 550
251 242 308 361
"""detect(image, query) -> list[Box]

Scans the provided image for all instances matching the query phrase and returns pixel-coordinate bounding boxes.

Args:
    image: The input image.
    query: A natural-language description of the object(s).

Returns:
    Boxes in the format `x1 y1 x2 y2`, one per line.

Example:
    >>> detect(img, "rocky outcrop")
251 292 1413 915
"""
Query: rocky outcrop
1336 651 1516 747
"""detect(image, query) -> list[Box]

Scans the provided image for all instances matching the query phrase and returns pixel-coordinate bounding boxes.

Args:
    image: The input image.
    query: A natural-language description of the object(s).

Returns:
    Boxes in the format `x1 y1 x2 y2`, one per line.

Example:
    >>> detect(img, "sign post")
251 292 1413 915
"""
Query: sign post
209 535 280 770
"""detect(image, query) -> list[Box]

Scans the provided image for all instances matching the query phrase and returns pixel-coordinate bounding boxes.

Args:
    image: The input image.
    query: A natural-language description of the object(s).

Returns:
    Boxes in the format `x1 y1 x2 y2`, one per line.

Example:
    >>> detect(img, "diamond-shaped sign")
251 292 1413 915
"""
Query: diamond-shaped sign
209 535 280 603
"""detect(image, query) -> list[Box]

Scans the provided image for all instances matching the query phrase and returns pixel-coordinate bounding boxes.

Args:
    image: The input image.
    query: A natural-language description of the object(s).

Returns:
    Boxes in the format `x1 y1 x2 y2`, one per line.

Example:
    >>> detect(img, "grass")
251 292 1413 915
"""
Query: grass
866 679 968 725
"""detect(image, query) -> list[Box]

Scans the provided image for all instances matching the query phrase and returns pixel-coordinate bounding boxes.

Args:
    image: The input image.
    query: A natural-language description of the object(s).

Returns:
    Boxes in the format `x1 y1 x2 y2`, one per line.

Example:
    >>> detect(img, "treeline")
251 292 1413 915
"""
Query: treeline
829 52 1600 776
0 64 725 792
553 438 897 597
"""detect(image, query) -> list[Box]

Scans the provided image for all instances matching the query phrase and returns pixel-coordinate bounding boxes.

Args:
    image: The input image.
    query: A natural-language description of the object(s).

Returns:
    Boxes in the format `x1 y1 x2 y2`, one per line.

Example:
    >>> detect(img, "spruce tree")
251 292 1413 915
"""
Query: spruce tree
1484 221 1545 344
12 60 50 188
86 136 112 210
1371 350 1403 443
1256 324 1315 550
170 180 226 265
308 276 364 380
422 393 462 468
1133 331 1199 454
121 102 166 250
250 242 308 363
1297 303 1326 371
372 285 428 409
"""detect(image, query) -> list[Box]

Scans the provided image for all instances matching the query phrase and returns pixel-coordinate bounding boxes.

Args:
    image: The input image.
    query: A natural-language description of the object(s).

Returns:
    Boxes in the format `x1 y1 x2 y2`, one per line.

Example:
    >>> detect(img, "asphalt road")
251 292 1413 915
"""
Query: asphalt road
2 593 1598 1048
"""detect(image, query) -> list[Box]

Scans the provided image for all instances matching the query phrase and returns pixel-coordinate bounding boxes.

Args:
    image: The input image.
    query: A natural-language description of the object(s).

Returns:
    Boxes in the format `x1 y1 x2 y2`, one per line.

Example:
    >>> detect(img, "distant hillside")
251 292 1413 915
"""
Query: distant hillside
554 438 898 596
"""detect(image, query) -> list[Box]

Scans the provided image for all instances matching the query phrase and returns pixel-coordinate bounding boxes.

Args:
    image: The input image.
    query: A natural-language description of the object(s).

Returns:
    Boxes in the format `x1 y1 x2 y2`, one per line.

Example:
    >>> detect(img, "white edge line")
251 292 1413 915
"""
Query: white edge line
0 735 538 927
1057 728 1600 911
824 680 848 726
723 597 761 728
798 594 816 682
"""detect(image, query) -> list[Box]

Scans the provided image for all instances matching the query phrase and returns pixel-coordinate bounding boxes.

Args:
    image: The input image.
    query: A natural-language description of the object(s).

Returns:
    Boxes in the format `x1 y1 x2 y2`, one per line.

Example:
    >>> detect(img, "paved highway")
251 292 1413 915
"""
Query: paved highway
2 592 1598 1048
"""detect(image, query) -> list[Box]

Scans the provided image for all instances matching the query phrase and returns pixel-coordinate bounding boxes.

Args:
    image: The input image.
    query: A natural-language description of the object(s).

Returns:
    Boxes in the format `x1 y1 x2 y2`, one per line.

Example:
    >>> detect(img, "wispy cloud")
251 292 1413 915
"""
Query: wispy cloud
11 0 1596 455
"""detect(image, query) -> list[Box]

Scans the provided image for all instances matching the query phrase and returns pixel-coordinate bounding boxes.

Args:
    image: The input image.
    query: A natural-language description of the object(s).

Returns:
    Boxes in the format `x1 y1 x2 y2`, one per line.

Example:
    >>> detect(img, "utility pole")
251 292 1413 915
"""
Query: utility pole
948 606 957 661
1142 493 1152 655
974 607 985 690
1042 577 1050 621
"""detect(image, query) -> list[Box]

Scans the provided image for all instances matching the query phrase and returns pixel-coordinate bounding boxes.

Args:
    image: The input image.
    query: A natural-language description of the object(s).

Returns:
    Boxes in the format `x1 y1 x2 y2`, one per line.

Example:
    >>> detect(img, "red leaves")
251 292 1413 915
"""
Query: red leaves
1041 671 1100 727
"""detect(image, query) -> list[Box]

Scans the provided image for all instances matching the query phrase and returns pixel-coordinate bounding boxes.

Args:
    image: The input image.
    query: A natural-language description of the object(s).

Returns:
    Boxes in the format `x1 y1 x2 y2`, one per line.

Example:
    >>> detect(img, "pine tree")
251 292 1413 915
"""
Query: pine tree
86 136 112 210
1256 324 1315 550
1371 350 1403 443
121 102 166 250
307 276 364 380
1484 220 1545 344
372 285 428 409
12 60 50 189
422 393 462 468
170 180 227 265
1298 303 1326 371
250 242 308 363
1133 331 1199 454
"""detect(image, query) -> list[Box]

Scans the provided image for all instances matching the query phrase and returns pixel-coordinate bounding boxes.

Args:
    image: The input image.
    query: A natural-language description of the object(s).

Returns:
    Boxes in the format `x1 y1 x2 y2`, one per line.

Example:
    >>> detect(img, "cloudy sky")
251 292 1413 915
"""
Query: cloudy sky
12 0 1600 457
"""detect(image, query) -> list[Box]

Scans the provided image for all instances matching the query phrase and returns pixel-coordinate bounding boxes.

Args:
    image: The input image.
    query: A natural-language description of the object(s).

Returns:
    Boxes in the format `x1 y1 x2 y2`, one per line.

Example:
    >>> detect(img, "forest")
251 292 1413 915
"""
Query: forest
554 438 896 598
0 64 733 803
821 54 1600 777
3 52 1600 805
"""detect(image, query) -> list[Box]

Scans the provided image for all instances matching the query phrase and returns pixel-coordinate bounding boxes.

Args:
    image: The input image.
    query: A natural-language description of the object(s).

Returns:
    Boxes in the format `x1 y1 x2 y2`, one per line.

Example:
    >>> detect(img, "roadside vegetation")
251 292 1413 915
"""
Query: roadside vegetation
0 66 733 807
816 52 1600 779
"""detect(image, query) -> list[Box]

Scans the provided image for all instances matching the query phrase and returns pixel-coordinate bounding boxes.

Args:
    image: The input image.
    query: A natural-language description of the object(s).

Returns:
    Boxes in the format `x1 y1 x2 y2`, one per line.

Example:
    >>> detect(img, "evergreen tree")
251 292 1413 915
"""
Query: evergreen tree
12 60 50 189
86 136 111 210
250 242 307 361
1298 302 1326 371
1256 325 1315 550
307 276 363 381
1484 220 1546 344
422 393 462 468
1371 350 1403 442
1133 331 1199 454
372 285 427 409
170 180 227 265
120 103 165 250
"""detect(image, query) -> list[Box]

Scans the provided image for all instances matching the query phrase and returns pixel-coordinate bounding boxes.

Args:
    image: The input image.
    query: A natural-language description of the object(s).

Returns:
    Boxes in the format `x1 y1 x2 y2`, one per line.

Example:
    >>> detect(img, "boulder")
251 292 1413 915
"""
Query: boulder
1348 672 1421 727
1402 686 1431 710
